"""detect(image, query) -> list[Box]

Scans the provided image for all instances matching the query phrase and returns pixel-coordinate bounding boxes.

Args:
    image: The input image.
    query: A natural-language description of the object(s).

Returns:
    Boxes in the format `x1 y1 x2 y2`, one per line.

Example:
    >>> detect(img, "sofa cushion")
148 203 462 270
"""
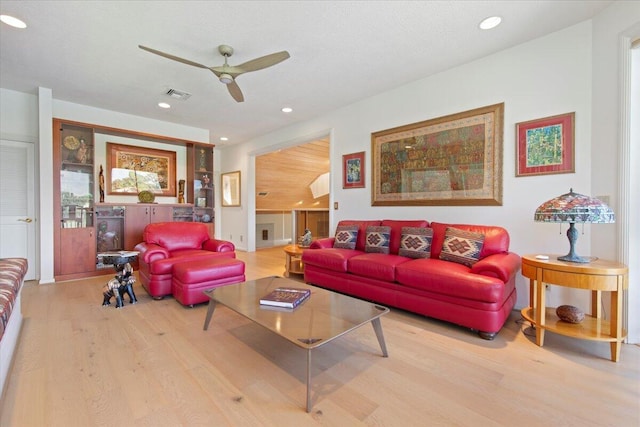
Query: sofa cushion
334 225 359 249
365 226 391 254
439 227 485 267
395 258 505 303
348 253 410 282
302 247 362 273
380 220 429 254
399 227 433 259
149 251 233 275
143 222 210 252
335 220 382 251
430 222 509 259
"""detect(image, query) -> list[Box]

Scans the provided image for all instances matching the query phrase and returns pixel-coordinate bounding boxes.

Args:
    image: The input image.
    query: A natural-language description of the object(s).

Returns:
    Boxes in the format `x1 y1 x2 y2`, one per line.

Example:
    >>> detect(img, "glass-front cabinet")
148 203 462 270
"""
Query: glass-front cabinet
54 120 97 276
188 144 215 236
60 124 94 228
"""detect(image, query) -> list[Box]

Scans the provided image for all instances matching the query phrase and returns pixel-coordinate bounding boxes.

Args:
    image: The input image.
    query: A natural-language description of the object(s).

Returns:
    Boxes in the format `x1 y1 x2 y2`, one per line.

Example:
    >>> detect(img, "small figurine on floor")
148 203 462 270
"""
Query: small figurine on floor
102 262 137 308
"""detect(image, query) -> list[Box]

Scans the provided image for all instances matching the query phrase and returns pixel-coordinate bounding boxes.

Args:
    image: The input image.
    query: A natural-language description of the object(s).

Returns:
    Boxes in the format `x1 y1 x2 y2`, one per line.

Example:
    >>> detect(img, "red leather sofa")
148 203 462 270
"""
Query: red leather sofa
302 220 521 339
135 222 237 299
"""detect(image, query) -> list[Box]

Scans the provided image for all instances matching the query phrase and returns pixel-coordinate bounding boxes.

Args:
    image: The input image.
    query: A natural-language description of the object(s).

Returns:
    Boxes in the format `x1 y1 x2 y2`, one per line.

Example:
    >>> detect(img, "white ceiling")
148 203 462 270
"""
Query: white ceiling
0 1 612 146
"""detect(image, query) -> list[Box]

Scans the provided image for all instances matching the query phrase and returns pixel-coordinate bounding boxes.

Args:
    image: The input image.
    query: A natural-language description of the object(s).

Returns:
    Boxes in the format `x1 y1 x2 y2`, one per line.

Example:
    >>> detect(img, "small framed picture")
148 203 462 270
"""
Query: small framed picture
196 197 207 207
342 151 365 189
516 112 575 177
221 170 241 207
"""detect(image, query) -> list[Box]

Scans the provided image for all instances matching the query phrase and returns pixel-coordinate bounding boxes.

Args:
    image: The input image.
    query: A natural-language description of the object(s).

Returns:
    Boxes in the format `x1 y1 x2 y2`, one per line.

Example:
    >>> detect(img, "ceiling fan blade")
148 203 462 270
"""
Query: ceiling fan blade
138 45 209 69
236 51 290 73
227 80 244 103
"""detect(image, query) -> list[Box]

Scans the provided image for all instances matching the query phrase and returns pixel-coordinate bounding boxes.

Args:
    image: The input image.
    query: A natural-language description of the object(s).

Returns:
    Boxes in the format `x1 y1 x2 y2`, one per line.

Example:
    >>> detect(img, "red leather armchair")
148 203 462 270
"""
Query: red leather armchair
134 222 236 299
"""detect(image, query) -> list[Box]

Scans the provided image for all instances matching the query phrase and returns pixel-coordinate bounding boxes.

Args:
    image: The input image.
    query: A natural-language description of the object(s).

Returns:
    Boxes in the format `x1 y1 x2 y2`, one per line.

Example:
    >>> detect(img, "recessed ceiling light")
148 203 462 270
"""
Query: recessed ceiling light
158 102 171 109
220 137 228 141
0 14 27 28
281 107 293 113
479 16 502 30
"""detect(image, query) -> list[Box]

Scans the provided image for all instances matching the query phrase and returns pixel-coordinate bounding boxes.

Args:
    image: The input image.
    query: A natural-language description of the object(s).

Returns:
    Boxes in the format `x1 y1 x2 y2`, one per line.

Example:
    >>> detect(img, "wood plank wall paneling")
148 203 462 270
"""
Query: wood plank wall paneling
256 138 329 210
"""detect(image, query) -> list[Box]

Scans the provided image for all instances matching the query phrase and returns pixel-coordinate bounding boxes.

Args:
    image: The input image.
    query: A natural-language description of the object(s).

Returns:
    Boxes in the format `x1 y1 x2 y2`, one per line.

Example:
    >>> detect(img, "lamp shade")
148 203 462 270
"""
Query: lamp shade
534 189 614 263
534 189 614 224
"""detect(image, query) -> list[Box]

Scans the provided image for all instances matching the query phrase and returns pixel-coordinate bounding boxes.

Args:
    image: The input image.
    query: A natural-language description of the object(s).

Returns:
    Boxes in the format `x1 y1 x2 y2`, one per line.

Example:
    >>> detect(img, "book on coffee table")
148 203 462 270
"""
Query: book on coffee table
260 287 310 308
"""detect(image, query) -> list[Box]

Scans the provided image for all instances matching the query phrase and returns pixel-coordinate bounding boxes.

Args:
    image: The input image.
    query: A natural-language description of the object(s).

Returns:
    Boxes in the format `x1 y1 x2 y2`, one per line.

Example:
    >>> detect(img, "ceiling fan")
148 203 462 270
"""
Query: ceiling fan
138 44 290 103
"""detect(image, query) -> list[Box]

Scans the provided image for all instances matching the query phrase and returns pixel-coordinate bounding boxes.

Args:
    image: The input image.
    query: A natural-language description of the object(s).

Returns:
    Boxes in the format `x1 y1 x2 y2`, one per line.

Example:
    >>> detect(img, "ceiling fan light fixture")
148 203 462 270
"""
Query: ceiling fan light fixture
219 73 233 84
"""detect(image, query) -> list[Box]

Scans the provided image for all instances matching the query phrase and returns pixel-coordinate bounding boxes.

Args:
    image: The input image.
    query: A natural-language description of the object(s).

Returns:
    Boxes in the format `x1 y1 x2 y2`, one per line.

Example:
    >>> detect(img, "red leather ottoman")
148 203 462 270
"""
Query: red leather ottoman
172 257 246 306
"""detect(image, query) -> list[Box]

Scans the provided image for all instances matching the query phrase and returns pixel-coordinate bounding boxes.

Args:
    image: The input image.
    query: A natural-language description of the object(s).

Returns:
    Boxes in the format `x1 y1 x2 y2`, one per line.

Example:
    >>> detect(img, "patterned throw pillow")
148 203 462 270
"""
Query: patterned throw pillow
399 227 433 259
365 226 391 254
439 227 485 267
333 225 359 249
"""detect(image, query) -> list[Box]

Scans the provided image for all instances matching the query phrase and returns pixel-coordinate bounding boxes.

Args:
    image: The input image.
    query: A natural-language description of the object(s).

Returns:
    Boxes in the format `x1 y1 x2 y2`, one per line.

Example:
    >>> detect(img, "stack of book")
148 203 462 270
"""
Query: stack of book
260 287 311 309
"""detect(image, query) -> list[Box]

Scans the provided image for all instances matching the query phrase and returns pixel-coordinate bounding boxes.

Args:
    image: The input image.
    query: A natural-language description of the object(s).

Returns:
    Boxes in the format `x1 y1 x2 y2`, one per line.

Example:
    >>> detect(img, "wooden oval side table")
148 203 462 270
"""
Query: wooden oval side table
520 254 628 362
283 244 306 277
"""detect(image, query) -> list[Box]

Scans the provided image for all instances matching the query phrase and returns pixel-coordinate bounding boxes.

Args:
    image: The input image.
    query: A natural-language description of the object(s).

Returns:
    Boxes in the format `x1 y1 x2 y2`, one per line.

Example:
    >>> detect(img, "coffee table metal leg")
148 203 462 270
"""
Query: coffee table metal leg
306 349 312 412
371 318 389 357
203 300 217 331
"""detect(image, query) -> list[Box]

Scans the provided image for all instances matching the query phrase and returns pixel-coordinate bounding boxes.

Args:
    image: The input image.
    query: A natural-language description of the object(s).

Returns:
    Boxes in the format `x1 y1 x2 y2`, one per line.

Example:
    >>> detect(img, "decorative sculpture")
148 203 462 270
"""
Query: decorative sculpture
201 174 210 188
99 164 105 202
102 262 137 308
298 229 312 247
178 179 185 203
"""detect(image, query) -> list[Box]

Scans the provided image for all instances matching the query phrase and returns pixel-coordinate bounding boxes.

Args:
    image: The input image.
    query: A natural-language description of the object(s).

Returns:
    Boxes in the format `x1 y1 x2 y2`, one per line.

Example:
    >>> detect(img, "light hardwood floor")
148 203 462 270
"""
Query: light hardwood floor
2 247 639 426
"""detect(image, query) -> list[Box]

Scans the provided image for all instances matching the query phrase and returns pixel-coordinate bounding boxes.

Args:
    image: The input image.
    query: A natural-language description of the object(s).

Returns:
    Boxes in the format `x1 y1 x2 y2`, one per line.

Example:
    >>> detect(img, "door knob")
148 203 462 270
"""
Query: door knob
18 218 33 223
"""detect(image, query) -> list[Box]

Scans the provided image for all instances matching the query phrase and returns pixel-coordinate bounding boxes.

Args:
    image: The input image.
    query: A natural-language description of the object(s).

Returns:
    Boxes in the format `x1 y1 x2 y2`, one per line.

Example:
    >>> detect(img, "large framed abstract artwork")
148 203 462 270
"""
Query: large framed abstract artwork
371 103 504 206
515 112 575 177
106 143 176 196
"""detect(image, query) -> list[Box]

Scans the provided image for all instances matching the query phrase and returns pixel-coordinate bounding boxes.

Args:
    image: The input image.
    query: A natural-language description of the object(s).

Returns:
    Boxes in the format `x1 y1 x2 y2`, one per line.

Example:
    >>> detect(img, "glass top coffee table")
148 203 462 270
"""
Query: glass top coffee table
203 276 389 412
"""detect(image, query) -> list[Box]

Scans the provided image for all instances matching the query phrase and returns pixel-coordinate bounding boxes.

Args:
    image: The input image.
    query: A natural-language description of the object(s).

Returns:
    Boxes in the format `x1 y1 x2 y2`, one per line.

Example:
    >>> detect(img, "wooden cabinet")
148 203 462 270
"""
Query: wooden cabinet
54 120 96 278
95 203 194 264
59 228 96 275
187 144 215 237
124 204 173 249
53 118 212 280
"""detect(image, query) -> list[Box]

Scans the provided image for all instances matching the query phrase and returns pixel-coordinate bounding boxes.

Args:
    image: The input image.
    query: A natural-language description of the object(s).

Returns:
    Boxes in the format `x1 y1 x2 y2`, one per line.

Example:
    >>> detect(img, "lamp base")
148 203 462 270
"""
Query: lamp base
557 254 590 263
558 222 590 263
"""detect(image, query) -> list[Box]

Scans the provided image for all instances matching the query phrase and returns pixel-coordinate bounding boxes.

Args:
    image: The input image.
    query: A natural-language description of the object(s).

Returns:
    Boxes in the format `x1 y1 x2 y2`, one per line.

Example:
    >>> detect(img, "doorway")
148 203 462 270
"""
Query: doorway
254 136 330 249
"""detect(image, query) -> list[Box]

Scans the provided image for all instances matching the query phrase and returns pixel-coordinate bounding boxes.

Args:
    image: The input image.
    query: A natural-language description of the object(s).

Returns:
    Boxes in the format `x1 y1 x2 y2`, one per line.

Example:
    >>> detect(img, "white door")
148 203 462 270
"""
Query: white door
0 139 36 280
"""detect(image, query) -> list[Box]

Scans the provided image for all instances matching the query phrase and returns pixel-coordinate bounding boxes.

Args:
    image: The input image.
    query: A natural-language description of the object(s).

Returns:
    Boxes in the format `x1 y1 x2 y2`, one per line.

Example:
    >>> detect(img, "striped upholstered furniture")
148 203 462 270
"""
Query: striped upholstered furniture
0 258 28 396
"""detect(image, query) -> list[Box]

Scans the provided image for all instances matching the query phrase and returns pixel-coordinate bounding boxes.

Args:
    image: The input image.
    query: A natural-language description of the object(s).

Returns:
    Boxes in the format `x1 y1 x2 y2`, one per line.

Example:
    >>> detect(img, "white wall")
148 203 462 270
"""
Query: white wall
220 21 595 311
256 212 293 247
0 89 38 142
590 3 640 343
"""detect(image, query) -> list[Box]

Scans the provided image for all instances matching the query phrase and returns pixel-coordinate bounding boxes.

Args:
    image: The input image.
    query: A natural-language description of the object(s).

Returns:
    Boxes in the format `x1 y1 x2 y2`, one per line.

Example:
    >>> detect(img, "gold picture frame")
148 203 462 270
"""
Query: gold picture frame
221 170 241 207
106 143 176 196
371 103 504 206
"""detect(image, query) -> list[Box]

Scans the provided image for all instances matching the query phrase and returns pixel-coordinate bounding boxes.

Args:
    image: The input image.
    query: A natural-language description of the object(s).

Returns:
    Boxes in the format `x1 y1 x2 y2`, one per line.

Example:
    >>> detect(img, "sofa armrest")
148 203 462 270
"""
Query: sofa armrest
202 239 235 253
309 237 335 249
471 252 521 283
134 242 170 264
